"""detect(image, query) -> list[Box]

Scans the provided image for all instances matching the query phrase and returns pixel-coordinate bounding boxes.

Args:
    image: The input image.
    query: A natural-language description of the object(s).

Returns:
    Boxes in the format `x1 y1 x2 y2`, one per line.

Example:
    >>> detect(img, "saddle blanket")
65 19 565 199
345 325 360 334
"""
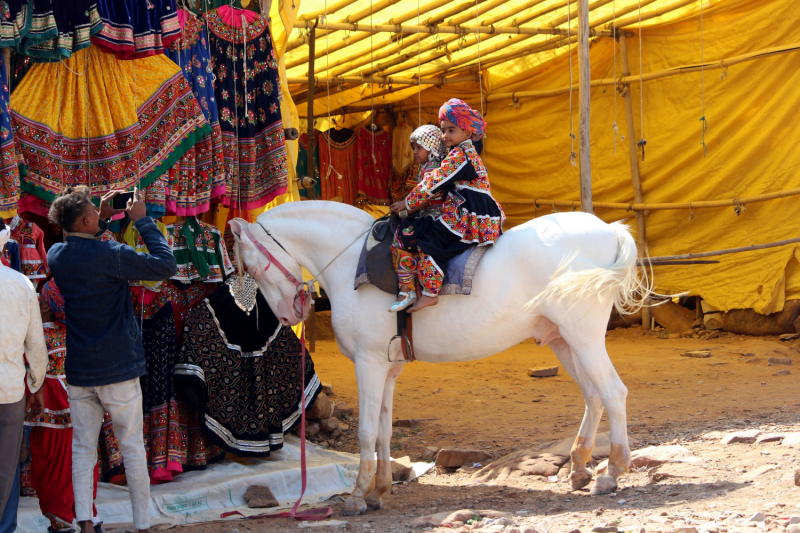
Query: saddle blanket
353 236 487 295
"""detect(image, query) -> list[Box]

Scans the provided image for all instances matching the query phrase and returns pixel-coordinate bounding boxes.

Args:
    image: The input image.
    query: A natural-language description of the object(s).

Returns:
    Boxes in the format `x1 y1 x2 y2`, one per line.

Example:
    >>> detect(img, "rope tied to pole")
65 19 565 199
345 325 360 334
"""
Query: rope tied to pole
567 0 576 166
699 0 708 158
733 197 746 216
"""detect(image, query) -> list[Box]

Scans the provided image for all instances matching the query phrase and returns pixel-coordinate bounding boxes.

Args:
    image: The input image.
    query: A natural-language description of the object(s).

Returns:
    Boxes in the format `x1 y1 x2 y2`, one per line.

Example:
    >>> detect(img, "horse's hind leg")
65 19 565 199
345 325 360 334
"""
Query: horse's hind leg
342 359 393 516
365 364 404 511
548 337 604 491
558 327 631 495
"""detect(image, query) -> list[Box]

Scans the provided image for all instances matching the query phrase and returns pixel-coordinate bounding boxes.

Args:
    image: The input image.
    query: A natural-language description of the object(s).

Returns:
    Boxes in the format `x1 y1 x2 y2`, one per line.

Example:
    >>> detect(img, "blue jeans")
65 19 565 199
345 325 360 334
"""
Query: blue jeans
0 463 19 533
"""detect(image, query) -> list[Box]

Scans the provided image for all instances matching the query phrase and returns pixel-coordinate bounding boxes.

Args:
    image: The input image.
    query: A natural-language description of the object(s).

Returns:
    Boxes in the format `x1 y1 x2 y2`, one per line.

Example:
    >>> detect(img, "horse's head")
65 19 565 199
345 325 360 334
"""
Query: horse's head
229 218 312 327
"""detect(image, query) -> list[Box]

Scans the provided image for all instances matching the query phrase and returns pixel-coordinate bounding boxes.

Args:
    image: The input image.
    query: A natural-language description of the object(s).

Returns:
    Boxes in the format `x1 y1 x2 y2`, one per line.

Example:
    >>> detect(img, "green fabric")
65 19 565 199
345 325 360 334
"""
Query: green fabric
297 134 321 199
179 216 211 278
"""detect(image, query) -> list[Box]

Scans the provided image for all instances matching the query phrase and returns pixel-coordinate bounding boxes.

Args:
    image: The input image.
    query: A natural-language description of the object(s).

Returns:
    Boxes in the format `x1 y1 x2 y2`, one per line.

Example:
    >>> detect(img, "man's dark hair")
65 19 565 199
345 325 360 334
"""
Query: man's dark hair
49 186 92 232
0 217 5 231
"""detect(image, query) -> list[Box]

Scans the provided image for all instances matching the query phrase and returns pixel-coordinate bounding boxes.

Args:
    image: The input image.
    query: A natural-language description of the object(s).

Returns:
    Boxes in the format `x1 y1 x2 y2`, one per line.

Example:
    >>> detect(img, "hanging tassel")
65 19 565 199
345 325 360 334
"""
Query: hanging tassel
699 116 708 158
637 138 647 161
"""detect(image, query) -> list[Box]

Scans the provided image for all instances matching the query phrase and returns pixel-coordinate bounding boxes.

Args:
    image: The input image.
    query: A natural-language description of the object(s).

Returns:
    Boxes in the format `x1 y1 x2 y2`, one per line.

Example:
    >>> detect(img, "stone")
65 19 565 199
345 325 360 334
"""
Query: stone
648 463 707 482
701 330 721 340
668 333 681 340
651 300 696 333
673 528 698 533
519 527 541 533
393 419 420 428
435 449 493 468
243 485 279 508
304 421 320 437
527 366 559 378
755 433 785 444
681 350 712 358
704 314 723 330
321 383 334 395
721 429 761 444
330 429 342 439
788 526 800 533
788 516 800 524
741 464 778 480
748 512 766 523
391 457 414 482
681 330 695 339
780 333 800 340
306 392 335 420
597 445 702 474
781 434 800 447
471 451 569 482
774 369 791 376
421 446 439 462
410 509 512 529
541 432 639 459
319 418 339 432
697 523 719 533
620 518 645 533
592 527 618 533
768 357 792 365
795 468 800 486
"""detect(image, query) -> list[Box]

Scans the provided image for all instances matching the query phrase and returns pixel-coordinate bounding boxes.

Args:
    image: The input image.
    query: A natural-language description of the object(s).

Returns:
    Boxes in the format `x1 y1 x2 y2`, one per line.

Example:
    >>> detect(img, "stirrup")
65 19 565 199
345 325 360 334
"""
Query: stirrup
389 291 417 312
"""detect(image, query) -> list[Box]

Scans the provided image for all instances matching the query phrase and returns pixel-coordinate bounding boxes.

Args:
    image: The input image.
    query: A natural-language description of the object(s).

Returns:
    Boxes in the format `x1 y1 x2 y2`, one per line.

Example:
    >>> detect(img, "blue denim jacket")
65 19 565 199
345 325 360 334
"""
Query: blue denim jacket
48 217 177 387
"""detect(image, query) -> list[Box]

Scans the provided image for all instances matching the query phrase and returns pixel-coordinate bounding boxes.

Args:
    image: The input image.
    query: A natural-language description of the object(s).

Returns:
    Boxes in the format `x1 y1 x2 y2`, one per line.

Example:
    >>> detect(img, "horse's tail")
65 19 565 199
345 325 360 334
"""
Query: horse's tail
527 221 653 315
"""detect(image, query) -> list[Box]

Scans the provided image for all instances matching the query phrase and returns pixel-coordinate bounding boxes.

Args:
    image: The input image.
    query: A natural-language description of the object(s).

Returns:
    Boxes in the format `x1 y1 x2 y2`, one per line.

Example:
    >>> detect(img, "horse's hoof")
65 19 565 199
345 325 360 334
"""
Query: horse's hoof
589 475 618 495
570 471 593 491
365 495 383 511
340 497 368 516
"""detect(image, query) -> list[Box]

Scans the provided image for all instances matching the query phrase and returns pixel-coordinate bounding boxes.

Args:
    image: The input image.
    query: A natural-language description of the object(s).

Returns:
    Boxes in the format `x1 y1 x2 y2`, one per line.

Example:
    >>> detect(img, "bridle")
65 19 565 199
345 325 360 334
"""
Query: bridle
240 221 369 314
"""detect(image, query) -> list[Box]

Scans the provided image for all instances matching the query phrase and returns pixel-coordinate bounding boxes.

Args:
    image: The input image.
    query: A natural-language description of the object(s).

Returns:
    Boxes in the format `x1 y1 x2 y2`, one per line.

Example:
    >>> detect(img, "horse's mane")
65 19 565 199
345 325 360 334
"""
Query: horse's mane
256 200 374 227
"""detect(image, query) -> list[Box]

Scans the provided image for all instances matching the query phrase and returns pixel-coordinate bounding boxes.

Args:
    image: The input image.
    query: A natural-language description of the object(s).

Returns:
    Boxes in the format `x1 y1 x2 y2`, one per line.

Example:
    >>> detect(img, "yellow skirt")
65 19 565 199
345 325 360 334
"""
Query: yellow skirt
10 44 210 202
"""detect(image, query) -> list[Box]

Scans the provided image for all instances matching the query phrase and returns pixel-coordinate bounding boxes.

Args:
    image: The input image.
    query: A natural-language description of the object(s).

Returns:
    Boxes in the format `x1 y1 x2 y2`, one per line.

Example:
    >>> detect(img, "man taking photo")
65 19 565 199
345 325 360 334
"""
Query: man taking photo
48 187 177 533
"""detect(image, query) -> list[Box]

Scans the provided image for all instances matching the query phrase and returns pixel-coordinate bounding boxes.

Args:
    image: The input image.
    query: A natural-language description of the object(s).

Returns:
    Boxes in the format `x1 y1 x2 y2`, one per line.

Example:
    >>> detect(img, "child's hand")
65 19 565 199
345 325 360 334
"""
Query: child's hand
390 201 406 214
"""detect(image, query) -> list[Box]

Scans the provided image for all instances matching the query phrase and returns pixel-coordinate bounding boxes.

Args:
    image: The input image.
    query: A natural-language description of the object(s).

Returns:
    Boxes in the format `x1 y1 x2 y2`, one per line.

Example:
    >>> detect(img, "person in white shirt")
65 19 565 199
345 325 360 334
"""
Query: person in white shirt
0 219 47 521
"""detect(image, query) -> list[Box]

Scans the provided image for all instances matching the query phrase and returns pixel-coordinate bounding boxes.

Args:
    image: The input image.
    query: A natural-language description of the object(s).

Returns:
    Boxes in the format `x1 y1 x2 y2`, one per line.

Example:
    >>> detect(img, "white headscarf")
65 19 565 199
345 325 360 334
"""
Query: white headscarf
0 228 9 254
409 125 446 164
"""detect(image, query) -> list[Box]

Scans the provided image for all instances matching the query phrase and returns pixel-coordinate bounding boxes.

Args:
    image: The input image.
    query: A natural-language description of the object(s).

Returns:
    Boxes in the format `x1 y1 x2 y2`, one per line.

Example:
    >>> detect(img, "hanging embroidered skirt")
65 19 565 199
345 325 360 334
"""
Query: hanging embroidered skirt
10 44 211 204
355 128 391 206
93 0 181 59
206 10 288 210
0 50 19 218
18 0 103 62
164 9 225 216
175 283 321 457
0 0 30 49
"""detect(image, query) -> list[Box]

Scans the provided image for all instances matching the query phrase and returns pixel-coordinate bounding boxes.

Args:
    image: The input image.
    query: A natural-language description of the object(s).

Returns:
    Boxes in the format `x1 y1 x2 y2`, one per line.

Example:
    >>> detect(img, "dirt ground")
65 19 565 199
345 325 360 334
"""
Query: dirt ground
162 328 800 533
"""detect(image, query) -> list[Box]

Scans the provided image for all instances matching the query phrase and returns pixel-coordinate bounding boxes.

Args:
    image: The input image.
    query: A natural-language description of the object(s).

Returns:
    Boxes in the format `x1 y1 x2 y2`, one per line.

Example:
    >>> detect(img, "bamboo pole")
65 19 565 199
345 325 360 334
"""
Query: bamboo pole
286 74 478 85
293 20 580 36
290 0 453 72
285 0 404 55
299 0 360 22
644 236 800 263
306 20 319 201
512 184 800 212
609 0 697 30
577 0 592 214
488 40 800 102
619 32 649 330
407 0 614 79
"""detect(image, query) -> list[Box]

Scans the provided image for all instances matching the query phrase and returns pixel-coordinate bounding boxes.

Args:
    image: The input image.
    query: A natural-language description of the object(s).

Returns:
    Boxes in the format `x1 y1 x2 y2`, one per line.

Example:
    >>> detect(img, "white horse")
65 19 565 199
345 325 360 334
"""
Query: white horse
229 201 647 516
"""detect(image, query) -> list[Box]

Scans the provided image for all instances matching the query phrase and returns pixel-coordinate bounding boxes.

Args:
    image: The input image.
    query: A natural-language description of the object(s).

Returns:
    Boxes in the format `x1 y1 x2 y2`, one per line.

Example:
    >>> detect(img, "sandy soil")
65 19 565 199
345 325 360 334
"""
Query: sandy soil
157 328 800 533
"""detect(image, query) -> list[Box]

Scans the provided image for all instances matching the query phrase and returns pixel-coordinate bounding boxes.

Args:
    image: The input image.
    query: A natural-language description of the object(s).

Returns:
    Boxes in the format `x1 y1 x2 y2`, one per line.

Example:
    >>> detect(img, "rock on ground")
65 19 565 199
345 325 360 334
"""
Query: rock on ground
471 451 569 482
597 444 702 474
306 392 335 420
527 366 559 377
721 429 761 444
243 485 279 508
435 449 493 468
541 432 639 459
648 462 708 482
410 509 513 529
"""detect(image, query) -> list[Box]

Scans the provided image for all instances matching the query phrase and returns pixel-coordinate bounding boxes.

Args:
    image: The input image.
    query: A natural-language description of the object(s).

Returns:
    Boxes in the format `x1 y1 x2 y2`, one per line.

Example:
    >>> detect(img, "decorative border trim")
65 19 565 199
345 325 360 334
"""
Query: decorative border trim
204 300 281 357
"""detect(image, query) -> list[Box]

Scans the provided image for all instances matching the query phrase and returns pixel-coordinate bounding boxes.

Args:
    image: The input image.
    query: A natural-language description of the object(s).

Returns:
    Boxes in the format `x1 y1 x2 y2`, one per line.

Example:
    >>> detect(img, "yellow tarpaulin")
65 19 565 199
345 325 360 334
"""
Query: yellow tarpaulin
274 0 800 314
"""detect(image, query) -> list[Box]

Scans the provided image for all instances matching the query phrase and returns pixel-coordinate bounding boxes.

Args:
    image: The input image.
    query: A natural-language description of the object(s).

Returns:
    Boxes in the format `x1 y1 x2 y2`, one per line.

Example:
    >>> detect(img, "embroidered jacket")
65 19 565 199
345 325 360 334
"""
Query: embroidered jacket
9 215 49 280
405 140 505 245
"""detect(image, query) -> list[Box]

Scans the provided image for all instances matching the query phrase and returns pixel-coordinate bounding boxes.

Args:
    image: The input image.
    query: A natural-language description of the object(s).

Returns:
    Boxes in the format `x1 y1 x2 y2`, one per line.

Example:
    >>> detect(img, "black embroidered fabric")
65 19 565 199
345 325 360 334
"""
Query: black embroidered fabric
175 284 321 457
206 281 281 357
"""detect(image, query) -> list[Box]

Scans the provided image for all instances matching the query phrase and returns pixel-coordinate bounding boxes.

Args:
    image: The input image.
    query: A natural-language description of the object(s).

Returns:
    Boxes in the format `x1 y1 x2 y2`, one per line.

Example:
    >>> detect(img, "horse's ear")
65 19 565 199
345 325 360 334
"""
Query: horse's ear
228 218 247 243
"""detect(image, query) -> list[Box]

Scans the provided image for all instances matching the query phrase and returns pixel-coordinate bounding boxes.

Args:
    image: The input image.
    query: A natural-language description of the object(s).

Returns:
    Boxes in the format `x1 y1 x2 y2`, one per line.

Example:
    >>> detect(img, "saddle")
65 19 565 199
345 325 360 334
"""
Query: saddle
365 214 401 295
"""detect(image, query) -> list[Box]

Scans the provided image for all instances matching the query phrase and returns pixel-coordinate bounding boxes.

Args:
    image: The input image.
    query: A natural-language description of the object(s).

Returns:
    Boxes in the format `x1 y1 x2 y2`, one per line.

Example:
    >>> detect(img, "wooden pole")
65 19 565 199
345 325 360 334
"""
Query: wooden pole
577 0 592 213
643 236 800 262
619 32 649 330
306 21 318 352
292 20 584 36
288 73 478 86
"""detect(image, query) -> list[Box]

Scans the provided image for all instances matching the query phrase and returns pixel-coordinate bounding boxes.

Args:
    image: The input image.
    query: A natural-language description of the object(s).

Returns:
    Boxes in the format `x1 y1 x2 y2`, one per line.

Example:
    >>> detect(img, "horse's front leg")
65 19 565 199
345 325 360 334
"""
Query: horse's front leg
365 364 404 511
341 358 393 516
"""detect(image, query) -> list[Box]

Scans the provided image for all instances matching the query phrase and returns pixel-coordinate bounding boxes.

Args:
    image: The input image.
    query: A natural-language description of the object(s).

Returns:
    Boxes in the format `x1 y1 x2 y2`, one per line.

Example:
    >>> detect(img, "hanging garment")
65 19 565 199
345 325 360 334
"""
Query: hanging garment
297 131 321 200
123 218 172 292
391 118 414 173
93 0 181 59
8 215 49 282
167 217 234 283
0 1 29 49
1 240 20 271
0 51 20 219
206 6 288 210
143 173 169 218
175 281 321 456
139 303 184 482
317 128 357 204
388 163 419 204
24 322 100 531
355 127 391 206
164 9 225 216
10 44 211 204
17 0 103 62
132 281 217 338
